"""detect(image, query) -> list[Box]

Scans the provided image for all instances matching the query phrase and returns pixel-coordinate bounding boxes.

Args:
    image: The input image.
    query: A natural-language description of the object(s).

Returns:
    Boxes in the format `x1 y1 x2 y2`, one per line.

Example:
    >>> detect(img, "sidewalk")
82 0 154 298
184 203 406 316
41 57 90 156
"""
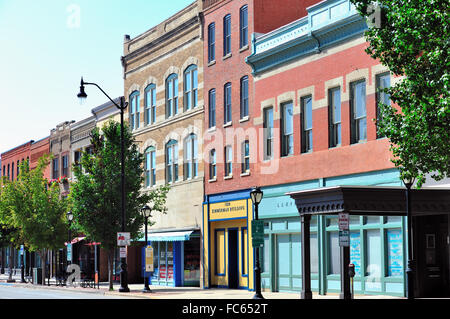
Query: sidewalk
0 272 403 299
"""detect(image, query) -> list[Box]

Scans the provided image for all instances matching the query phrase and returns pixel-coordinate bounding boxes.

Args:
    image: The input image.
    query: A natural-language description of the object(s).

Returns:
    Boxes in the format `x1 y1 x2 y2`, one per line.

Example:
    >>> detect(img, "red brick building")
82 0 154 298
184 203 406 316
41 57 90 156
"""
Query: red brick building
30 136 50 180
1 140 34 182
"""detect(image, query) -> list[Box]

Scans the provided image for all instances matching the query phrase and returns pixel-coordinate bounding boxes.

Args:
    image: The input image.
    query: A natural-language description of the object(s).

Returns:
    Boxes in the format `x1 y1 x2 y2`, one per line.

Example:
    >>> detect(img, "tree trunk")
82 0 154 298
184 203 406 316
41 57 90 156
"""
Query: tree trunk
40 249 46 285
7 244 14 282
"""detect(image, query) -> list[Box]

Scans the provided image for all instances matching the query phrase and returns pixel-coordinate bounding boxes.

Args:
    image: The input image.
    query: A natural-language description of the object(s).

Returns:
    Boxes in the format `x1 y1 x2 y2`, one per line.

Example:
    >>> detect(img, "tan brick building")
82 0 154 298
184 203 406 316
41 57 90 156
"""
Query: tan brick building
122 0 204 287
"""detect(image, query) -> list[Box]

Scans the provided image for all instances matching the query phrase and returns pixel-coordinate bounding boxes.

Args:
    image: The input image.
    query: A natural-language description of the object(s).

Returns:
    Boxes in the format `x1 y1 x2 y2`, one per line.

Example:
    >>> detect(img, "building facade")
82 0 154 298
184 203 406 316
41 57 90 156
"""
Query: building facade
122 0 204 287
244 0 406 296
201 0 323 290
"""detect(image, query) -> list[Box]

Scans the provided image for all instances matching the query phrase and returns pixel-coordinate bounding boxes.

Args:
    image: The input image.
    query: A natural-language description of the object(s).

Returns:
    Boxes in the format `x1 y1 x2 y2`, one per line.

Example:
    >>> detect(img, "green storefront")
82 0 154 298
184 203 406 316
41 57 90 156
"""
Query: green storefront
258 168 406 297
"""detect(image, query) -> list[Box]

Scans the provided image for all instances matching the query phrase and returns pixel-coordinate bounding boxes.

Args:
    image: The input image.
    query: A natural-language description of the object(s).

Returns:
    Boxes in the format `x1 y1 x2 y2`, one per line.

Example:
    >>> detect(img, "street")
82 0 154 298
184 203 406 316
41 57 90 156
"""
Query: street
0 283 139 299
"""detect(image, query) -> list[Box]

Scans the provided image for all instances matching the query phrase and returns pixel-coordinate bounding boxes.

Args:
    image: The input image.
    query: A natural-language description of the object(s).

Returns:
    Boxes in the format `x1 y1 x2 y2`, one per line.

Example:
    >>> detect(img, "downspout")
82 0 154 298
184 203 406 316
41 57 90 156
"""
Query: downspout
310 31 321 53
245 33 257 75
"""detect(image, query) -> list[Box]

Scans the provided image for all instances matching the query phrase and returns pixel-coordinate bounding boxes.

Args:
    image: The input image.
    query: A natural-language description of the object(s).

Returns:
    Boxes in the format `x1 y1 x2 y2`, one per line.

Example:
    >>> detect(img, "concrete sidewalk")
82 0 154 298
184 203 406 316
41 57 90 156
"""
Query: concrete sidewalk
0 272 403 299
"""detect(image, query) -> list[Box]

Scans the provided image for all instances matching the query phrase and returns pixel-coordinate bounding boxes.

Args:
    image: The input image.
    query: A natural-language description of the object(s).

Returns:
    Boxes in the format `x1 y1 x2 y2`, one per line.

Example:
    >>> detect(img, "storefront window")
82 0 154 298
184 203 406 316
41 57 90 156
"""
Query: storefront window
350 231 361 276
329 232 340 274
184 237 200 285
387 229 403 276
167 242 174 282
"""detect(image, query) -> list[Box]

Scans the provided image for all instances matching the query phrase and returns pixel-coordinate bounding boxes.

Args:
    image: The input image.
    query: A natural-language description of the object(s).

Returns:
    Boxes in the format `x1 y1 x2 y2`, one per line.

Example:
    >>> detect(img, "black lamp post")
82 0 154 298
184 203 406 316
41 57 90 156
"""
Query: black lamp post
403 176 415 299
250 186 264 299
77 77 130 292
141 204 152 293
67 211 73 266
20 245 26 283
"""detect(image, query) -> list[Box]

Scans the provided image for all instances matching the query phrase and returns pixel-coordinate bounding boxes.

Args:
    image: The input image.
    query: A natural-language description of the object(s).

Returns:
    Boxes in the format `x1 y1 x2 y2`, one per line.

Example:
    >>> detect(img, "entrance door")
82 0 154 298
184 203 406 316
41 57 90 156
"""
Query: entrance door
276 234 302 292
228 229 239 289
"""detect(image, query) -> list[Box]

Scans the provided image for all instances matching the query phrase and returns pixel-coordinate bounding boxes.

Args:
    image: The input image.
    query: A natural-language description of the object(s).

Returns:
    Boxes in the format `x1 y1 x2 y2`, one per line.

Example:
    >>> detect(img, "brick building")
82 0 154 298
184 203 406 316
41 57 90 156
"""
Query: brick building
201 0 322 291
122 0 204 287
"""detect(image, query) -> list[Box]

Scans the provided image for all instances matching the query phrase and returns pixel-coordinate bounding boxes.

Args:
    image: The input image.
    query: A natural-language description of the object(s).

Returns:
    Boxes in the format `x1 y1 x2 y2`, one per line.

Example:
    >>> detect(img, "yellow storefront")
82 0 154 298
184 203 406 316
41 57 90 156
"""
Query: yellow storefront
203 190 254 290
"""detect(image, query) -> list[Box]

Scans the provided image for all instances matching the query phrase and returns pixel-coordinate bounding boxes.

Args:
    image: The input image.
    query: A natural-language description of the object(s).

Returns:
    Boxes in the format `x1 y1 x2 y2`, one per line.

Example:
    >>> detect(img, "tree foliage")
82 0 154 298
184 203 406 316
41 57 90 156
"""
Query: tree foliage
351 0 449 186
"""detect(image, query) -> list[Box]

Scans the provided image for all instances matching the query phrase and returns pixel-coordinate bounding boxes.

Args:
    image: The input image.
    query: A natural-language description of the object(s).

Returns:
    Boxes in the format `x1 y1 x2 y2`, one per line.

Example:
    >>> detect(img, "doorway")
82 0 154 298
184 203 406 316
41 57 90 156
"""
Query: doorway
228 229 239 288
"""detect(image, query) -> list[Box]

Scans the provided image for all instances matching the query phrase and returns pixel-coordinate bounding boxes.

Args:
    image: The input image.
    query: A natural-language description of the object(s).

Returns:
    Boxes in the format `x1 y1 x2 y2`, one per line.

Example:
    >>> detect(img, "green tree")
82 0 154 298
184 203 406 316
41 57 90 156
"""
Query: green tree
70 120 169 290
0 156 69 284
351 0 449 186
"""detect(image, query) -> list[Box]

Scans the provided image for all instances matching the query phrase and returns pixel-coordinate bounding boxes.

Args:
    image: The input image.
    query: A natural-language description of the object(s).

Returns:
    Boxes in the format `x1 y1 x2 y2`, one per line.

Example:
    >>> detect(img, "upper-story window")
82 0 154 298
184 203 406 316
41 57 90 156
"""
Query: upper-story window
240 76 249 119
184 133 198 180
145 84 156 126
224 82 232 124
208 23 215 63
239 5 248 48
223 14 231 56
209 89 216 128
184 65 198 111
301 96 313 153
145 146 156 187
62 155 69 177
165 140 178 183
224 145 233 177
241 140 250 174
129 91 140 130
329 87 342 148
209 149 216 180
376 72 391 138
281 101 294 157
350 80 367 144
7 164 10 179
263 107 274 160
11 162 14 181
52 157 59 179
16 160 20 178
166 73 179 118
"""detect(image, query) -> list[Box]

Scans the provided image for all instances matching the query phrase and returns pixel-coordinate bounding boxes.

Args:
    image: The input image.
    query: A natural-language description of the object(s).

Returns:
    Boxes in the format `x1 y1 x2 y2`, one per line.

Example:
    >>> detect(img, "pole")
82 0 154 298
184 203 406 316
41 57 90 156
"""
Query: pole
252 201 263 299
143 215 151 292
406 183 414 299
119 98 130 293
20 246 25 283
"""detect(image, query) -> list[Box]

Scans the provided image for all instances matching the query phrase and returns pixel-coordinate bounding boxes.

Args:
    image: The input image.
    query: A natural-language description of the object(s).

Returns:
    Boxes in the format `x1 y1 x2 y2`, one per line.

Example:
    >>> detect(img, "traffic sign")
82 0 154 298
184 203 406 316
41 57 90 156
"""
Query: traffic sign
252 220 265 248
117 232 131 246
339 230 350 247
120 247 127 258
338 213 349 231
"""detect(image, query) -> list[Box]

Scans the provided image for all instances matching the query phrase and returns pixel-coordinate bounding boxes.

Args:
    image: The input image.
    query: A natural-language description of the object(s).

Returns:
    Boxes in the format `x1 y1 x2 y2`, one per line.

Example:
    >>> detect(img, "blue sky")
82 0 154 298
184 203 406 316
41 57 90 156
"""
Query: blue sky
0 0 195 154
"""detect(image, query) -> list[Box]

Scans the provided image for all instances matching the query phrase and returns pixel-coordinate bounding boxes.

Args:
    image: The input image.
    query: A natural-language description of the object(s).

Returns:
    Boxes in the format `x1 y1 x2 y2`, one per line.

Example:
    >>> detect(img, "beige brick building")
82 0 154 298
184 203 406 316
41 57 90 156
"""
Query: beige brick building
122 0 204 287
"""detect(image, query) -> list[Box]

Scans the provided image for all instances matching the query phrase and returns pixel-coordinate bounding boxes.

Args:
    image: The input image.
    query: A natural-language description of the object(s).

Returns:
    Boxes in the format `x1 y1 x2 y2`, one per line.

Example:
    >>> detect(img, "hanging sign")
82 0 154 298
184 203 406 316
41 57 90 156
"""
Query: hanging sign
67 243 72 261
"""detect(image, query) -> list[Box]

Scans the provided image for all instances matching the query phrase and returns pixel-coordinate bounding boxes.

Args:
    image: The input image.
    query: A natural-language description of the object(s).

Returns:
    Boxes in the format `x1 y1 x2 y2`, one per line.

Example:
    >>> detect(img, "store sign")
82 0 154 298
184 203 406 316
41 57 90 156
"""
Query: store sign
145 246 154 272
209 199 247 221
117 232 130 246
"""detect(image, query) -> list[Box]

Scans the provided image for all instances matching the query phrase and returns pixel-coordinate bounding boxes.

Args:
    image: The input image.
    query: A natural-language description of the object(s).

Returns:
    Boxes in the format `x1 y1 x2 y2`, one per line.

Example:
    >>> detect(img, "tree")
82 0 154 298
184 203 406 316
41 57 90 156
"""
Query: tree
351 0 449 186
70 120 169 290
0 156 70 284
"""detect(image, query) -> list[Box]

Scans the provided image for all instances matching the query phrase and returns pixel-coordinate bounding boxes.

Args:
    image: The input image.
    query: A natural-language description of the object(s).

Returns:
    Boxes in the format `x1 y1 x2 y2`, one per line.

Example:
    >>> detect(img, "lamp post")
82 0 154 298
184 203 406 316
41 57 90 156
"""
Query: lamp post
77 77 130 292
20 245 25 283
141 204 152 293
250 186 264 299
403 176 415 299
67 211 73 266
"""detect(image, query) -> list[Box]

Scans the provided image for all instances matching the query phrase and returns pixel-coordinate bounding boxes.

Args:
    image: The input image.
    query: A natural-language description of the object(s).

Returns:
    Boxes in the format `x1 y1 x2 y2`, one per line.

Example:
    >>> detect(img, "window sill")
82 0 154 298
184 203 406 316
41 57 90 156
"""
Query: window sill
208 178 217 183
223 122 232 128
222 53 232 61
239 45 249 53
208 126 216 133
240 171 250 177
239 116 249 123
208 60 216 67
224 175 233 180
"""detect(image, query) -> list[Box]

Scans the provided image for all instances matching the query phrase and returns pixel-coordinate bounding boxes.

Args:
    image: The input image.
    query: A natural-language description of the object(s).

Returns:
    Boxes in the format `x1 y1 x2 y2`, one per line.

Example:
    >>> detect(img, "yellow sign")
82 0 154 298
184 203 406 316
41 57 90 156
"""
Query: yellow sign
145 246 154 272
209 199 247 221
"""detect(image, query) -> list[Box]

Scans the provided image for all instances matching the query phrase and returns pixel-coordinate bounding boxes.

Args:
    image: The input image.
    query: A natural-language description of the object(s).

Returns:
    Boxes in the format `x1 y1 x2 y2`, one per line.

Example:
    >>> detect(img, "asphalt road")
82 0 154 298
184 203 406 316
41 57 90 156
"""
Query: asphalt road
0 283 137 299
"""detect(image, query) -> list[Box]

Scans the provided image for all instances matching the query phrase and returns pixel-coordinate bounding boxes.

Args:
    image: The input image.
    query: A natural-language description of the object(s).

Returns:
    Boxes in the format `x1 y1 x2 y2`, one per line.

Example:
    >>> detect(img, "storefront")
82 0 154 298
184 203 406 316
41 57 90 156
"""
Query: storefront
258 168 407 296
203 189 255 290
143 229 201 287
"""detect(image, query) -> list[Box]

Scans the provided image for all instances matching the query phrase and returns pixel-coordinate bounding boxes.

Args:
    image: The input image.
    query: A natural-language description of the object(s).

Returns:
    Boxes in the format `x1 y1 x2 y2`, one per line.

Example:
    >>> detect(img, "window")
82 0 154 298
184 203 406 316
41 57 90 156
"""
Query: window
184 65 198 111
62 155 69 177
224 145 232 177
184 134 198 180
223 14 231 56
7 164 10 179
17 160 20 178
52 157 59 179
263 107 274 160
11 162 14 181
145 84 156 125
209 149 216 179
224 83 232 124
376 72 391 138
240 76 249 119
281 102 294 156
208 23 215 63
301 96 313 153
165 140 178 183
74 150 81 170
329 87 341 147
145 146 156 187
350 80 367 143
239 5 248 48
241 140 250 174
166 74 178 118
129 91 140 130
209 89 216 128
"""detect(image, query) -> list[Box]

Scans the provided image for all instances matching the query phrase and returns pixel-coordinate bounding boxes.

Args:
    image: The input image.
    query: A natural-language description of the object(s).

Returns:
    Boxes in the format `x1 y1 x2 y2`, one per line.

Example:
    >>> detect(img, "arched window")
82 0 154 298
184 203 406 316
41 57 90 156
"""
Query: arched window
145 146 156 187
166 73 178 118
145 84 156 125
184 65 198 111
165 140 178 183
129 91 140 130
184 133 198 180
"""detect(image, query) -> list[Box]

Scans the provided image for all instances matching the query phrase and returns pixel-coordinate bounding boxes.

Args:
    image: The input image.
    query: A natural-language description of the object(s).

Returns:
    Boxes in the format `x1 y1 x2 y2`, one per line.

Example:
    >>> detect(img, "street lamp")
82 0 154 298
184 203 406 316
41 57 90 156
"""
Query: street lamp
67 211 73 266
77 77 130 292
250 186 264 299
402 175 415 299
141 203 152 293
